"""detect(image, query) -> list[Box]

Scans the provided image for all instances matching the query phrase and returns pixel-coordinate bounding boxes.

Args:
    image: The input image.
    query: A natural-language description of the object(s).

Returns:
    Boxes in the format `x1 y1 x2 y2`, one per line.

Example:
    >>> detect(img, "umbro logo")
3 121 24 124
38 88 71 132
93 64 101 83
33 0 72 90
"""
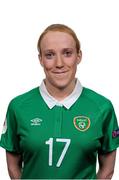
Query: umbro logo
30 118 43 126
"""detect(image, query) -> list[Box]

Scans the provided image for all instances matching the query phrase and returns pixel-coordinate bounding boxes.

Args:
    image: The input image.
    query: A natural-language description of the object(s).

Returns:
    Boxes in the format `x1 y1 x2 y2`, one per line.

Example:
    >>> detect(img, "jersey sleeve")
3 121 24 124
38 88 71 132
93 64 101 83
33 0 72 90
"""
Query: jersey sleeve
0 100 21 153
99 101 119 154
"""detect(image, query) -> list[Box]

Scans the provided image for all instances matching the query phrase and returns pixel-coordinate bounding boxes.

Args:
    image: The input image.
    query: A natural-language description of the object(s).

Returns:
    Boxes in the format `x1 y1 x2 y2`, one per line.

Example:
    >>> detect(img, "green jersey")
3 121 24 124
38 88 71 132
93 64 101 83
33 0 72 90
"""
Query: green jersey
0 86 119 179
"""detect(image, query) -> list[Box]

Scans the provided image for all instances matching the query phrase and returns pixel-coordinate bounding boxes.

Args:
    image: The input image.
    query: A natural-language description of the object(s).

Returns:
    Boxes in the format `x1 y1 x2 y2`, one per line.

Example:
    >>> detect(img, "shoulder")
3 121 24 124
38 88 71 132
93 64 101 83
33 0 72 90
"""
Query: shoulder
8 87 39 110
82 87 113 111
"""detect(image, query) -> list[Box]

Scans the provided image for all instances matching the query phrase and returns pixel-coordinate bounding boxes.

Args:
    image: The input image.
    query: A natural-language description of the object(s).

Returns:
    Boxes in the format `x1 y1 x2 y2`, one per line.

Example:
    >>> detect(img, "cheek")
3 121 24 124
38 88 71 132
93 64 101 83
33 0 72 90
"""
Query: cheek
42 60 55 70
65 58 78 67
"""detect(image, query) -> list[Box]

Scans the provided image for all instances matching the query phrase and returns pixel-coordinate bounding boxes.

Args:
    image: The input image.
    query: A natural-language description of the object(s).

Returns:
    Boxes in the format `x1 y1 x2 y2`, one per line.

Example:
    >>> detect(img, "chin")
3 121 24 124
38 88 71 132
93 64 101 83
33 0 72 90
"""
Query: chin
53 80 72 90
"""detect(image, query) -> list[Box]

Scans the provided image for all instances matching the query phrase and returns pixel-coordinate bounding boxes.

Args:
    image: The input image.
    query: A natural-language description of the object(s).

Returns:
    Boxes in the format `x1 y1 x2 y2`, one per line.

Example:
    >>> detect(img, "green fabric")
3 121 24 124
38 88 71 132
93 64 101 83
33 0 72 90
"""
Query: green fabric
0 87 119 179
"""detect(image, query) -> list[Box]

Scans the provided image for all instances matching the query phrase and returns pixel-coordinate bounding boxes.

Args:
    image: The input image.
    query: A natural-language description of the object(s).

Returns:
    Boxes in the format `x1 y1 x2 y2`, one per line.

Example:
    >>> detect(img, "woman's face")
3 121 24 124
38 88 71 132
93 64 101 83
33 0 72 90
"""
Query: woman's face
39 31 82 89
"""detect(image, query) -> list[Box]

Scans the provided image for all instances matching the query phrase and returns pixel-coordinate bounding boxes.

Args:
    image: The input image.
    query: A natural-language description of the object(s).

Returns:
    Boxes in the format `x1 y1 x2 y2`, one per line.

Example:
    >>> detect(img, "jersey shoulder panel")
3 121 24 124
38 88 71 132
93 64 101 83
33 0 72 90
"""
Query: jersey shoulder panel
9 87 40 110
82 87 113 111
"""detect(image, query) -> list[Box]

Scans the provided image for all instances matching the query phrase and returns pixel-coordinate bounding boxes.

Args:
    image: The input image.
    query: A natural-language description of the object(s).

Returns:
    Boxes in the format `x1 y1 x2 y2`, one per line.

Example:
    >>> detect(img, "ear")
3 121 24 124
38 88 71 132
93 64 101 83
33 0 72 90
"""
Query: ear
77 50 82 64
38 54 44 67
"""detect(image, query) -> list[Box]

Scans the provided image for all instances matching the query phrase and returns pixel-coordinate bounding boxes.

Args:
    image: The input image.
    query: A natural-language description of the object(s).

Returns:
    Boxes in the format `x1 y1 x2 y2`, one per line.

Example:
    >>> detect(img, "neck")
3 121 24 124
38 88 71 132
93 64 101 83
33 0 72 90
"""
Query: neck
44 79 76 101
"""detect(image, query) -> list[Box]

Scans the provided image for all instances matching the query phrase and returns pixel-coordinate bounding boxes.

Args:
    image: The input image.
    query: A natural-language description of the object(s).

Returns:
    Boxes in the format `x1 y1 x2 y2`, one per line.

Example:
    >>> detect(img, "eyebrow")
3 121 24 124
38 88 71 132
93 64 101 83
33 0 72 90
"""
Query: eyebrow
62 48 74 51
43 48 74 53
43 49 55 53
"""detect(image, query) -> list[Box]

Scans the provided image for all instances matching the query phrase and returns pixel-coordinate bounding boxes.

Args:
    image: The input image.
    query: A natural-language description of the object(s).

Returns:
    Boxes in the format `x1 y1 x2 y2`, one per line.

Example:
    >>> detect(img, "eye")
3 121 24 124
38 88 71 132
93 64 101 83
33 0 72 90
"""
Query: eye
63 50 73 57
45 52 55 59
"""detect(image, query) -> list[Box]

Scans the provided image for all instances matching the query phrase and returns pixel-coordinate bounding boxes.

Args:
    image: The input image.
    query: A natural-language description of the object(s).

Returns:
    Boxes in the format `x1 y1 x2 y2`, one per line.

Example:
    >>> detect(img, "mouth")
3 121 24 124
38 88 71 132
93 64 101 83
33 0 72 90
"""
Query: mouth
52 71 68 74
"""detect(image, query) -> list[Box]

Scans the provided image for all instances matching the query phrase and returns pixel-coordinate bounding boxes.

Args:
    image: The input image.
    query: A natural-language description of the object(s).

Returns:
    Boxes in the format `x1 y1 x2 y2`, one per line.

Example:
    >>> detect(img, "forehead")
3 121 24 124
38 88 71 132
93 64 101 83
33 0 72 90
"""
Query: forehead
40 31 76 50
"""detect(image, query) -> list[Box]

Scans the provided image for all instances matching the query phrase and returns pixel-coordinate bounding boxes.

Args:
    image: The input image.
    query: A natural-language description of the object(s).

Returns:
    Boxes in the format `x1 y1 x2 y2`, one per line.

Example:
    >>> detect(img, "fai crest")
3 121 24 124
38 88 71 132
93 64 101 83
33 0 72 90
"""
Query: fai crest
73 116 90 131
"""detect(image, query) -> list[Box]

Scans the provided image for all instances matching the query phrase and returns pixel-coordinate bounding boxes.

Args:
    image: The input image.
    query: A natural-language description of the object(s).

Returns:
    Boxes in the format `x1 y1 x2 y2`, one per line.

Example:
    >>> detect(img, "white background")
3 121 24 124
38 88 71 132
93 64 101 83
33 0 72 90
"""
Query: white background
0 0 119 179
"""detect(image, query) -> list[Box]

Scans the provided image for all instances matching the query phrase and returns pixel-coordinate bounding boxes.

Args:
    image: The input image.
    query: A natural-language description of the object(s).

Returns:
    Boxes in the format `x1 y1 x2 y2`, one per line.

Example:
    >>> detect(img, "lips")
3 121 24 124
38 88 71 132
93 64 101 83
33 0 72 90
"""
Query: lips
52 71 68 74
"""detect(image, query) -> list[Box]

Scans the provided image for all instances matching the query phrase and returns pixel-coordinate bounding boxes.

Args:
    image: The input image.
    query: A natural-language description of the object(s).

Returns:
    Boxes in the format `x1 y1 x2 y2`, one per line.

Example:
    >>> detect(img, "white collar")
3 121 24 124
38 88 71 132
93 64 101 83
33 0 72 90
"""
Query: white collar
39 79 83 109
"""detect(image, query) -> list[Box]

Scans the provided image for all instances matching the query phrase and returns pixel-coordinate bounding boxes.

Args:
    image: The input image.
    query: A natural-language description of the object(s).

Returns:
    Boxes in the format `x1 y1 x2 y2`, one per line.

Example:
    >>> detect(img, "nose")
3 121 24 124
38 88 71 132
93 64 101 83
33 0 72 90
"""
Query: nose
55 55 64 68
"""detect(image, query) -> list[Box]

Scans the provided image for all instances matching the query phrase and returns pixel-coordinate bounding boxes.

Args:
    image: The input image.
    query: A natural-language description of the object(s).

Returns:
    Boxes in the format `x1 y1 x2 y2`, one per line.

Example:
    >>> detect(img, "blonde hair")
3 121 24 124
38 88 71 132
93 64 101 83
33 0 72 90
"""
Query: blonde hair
37 24 81 55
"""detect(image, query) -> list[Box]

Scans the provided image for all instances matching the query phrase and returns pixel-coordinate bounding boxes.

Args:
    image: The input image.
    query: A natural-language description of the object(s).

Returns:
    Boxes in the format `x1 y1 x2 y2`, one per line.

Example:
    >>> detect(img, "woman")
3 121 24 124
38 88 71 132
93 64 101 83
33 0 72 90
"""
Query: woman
0 24 119 179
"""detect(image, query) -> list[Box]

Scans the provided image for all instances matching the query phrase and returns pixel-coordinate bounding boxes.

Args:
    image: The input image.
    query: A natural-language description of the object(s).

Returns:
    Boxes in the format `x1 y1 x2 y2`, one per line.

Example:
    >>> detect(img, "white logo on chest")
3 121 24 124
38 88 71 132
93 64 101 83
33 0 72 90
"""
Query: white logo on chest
30 118 43 126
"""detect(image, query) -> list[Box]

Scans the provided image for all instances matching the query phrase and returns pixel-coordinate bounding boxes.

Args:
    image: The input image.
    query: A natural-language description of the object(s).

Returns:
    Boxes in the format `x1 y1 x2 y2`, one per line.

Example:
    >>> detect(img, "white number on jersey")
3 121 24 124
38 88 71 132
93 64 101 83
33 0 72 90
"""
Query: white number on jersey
45 138 71 167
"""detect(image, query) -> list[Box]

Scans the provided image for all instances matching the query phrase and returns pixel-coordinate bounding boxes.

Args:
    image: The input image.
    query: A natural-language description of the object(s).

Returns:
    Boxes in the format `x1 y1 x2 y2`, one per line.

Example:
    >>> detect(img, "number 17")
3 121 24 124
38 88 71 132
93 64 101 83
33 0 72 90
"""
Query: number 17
45 138 71 167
